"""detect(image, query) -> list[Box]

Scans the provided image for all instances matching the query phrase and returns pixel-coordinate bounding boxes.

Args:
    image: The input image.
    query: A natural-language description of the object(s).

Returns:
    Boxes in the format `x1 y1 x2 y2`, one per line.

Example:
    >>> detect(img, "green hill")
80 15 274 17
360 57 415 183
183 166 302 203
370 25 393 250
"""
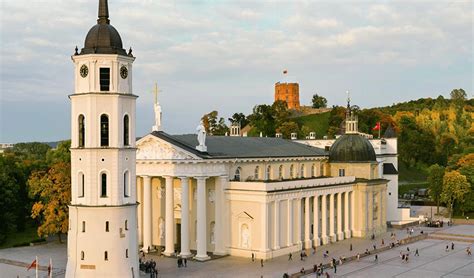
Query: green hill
293 112 330 138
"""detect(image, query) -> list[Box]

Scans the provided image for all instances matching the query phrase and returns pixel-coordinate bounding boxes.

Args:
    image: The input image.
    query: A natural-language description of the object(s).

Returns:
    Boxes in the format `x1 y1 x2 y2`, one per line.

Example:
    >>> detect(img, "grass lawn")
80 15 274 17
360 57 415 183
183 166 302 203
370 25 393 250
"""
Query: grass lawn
293 112 330 137
399 164 428 183
453 212 474 219
0 225 42 249
399 182 429 196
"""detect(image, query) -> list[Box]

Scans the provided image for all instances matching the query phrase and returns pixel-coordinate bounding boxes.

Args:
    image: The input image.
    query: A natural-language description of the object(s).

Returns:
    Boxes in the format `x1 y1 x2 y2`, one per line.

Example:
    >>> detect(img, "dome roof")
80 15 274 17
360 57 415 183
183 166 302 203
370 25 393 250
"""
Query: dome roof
329 134 377 162
79 0 127 56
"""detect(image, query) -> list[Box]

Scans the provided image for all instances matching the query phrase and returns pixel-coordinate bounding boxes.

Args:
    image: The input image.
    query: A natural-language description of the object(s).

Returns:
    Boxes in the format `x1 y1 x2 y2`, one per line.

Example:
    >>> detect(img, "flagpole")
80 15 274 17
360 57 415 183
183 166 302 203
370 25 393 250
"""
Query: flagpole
35 256 38 278
379 122 381 138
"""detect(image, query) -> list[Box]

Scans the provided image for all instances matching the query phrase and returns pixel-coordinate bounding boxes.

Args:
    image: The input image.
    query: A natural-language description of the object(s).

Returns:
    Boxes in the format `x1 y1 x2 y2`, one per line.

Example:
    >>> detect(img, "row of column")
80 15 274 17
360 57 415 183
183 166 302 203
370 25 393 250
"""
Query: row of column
269 191 354 250
141 175 227 261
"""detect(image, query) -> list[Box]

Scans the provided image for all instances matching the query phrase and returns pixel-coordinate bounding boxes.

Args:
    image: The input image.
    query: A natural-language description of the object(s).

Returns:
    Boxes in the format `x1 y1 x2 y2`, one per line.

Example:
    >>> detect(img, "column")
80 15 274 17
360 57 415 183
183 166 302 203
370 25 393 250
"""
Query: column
304 197 312 248
287 199 293 246
142 176 152 252
195 177 210 261
296 198 302 246
321 195 328 245
351 191 355 233
214 176 227 255
329 193 336 242
344 191 350 238
261 201 270 253
163 176 174 256
313 195 320 246
337 192 344 240
274 200 280 249
179 177 191 258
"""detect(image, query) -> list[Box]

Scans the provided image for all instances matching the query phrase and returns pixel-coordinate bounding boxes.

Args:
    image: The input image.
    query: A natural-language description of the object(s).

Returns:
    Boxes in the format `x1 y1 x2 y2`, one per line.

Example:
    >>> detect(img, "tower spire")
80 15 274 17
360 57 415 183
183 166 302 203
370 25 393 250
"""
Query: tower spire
98 0 110 24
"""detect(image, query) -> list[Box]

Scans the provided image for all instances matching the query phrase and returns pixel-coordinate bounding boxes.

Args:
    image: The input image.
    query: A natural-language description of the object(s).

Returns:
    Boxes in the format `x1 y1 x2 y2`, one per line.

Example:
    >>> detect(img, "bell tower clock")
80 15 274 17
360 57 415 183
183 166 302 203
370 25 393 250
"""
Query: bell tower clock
66 0 139 277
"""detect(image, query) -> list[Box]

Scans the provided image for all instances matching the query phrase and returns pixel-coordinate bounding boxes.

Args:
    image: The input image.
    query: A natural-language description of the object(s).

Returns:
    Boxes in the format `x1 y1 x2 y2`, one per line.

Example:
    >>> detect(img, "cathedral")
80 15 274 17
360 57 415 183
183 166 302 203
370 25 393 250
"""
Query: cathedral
65 1 410 276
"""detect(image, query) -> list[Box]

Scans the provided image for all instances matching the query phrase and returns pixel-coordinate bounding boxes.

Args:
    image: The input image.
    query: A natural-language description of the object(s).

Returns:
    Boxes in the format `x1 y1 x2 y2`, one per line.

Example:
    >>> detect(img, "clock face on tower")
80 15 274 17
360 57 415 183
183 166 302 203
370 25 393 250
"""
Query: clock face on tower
80 64 88 78
120 65 128 79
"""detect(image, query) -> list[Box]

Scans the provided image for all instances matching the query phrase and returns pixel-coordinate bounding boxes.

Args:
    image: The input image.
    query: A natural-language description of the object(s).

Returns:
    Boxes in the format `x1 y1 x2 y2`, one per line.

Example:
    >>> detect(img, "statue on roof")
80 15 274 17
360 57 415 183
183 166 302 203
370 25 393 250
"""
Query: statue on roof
196 120 207 152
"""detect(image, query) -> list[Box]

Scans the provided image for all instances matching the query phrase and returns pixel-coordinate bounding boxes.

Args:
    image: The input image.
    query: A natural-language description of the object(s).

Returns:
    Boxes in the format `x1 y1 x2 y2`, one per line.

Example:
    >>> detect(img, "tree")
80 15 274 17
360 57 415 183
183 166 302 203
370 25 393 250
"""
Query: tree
272 100 290 128
201 111 228 135
228 113 249 128
427 164 445 214
28 162 71 242
312 94 328 108
248 104 276 137
441 170 471 219
276 121 299 139
450 88 467 101
46 140 71 164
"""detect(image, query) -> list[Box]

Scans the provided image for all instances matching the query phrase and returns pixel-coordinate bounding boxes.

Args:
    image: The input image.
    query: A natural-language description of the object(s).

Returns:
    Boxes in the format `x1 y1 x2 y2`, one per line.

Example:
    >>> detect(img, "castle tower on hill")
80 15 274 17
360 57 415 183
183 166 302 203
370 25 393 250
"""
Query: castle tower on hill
274 81 300 110
66 0 139 277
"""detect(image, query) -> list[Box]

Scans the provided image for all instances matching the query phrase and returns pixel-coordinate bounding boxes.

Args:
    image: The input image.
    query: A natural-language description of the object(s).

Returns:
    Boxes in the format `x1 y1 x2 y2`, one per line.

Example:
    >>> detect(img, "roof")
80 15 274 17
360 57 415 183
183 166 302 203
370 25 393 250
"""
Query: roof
151 131 326 159
383 163 398 175
79 0 128 56
329 133 377 163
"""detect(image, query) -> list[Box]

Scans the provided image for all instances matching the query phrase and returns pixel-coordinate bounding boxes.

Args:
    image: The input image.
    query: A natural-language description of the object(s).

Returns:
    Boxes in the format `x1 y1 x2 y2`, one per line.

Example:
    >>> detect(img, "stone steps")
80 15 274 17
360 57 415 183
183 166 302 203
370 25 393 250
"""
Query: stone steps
428 234 474 243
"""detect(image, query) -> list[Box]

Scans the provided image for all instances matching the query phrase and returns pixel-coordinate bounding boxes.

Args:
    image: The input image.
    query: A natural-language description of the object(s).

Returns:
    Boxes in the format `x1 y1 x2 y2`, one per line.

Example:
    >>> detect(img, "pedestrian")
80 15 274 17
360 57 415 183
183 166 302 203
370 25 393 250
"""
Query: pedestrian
177 258 181 268
451 242 454 250
300 267 305 274
466 247 472 256
325 271 330 278
382 238 385 245
373 244 376 250
446 245 449 252
288 252 293 260
415 249 419 256
334 263 337 274
350 243 353 251
184 258 187 267
402 254 405 261
374 254 378 263
300 251 304 261
313 264 317 273
261 259 264 267
252 253 255 262
407 247 410 252
357 253 360 261
405 254 409 263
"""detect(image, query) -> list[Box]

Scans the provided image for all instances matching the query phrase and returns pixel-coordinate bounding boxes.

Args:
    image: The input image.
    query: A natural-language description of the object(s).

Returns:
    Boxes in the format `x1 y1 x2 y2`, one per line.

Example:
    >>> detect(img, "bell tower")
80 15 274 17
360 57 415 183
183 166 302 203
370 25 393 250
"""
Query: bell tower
66 0 139 277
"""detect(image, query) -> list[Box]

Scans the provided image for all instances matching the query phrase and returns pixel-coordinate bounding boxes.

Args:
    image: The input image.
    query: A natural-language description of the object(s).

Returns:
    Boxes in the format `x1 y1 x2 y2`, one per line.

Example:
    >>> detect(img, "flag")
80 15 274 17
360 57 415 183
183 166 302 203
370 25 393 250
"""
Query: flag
27 259 37 271
372 122 381 131
283 69 288 74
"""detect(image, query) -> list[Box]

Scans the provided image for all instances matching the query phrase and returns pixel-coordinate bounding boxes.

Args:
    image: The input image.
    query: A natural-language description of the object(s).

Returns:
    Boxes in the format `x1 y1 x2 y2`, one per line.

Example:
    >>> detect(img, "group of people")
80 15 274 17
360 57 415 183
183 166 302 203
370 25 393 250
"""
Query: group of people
177 257 188 268
139 258 158 277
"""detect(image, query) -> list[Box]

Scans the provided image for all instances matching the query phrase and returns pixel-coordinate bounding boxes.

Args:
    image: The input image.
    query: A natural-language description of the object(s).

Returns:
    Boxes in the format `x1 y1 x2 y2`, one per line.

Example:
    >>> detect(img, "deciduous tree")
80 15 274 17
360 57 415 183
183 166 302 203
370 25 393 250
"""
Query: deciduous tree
311 94 328 108
441 170 470 218
427 164 445 214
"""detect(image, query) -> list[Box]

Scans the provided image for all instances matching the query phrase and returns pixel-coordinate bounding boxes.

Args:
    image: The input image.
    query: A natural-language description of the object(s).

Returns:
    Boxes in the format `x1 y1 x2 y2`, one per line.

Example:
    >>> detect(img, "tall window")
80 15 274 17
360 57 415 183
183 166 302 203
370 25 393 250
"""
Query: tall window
104 251 108 261
311 164 315 177
101 173 107 197
300 164 305 178
82 221 86 232
78 172 85 197
123 115 129 146
126 249 129 258
339 169 345 177
78 114 85 147
234 167 241 181
254 166 260 180
125 220 128 230
290 164 295 178
279 165 284 179
105 221 109 232
265 165 271 180
81 251 84 260
100 114 109 147
124 171 130 197
100 68 110 91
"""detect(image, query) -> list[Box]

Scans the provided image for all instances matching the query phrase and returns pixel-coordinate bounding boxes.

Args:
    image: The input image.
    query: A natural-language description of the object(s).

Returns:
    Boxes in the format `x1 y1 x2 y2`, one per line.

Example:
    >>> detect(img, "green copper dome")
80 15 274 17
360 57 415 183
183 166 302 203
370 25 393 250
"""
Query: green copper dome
329 134 377 162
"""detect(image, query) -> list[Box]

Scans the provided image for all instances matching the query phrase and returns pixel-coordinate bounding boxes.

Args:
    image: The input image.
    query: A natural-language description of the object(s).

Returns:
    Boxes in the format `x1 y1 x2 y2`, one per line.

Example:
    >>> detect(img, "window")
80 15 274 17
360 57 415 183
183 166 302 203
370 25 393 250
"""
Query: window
100 114 109 147
81 251 84 260
101 173 107 197
123 115 129 146
279 165 284 179
265 165 271 180
234 167 241 181
78 172 85 197
311 164 315 177
339 169 345 177
290 164 295 178
254 166 260 180
82 221 86 232
78 114 85 147
124 171 130 197
104 251 108 261
300 164 305 178
105 221 109 232
125 220 128 230
100 68 110 91
126 249 129 258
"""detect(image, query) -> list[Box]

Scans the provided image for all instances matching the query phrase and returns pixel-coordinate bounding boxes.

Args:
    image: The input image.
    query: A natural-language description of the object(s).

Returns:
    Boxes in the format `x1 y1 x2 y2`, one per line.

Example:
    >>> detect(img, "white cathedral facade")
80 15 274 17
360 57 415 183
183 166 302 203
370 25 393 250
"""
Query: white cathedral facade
65 1 408 277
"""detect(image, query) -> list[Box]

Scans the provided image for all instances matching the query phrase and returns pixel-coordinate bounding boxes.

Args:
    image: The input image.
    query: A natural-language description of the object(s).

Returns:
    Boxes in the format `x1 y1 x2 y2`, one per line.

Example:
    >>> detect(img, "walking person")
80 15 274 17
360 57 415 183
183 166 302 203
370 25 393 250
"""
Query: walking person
374 254 378 263
184 258 187 267
407 247 410 252
415 249 419 256
357 253 360 261
252 253 255 262
451 242 454 250
288 252 293 260
261 259 264 267
350 243 353 251
446 245 449 252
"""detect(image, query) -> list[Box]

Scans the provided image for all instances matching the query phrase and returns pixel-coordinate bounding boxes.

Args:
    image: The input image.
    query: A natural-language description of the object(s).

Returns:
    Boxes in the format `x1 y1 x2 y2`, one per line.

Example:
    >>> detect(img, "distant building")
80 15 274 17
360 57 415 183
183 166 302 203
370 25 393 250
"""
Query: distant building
275 82 300 110
0 143 14 153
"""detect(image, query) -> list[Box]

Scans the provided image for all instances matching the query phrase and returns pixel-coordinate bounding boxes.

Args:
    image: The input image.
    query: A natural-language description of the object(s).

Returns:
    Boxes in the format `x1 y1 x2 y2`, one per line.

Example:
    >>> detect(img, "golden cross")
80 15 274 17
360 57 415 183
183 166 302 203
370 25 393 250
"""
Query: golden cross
153 82 161 104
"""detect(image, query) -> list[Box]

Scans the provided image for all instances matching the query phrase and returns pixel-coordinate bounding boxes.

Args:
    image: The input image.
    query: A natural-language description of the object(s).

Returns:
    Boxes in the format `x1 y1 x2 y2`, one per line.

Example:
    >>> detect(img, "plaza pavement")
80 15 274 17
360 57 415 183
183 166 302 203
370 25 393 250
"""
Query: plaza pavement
0 225 472 278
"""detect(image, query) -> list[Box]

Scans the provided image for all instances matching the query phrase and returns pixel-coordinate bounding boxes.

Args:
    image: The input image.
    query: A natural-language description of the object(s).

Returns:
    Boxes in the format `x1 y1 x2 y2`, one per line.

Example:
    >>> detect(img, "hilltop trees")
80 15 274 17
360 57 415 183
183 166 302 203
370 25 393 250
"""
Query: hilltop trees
201 110 229 136
312 94 327 108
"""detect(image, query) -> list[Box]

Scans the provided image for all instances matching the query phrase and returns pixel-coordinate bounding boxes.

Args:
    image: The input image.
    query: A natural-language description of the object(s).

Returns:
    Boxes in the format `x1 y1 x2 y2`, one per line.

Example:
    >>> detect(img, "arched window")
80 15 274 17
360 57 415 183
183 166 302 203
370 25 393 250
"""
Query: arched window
320 163 325 176
265 165 272 180
78 114 85 147
101 173 107 197
81 251 84 260
78 172 85 197
124 171 130 197
234 167 241 181
100 114 109 147
254 166 260 180
105 221 109 232
104 251 108 261
123 115 129 146
125 220 128 231
300 164 305 178
311 164 316 177
290 164 295 178
279 165 284 180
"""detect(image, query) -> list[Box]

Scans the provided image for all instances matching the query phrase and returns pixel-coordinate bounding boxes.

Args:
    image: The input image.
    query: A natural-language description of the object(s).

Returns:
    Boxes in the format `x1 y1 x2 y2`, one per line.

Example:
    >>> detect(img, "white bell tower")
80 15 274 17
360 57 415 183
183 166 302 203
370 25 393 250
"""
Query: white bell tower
66 0 139 277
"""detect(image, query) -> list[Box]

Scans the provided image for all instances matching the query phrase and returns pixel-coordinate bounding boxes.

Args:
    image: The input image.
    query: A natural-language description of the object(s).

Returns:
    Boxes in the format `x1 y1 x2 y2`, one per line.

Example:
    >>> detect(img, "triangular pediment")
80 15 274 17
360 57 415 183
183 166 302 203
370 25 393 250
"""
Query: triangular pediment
137 134 200 160
236 211 254 220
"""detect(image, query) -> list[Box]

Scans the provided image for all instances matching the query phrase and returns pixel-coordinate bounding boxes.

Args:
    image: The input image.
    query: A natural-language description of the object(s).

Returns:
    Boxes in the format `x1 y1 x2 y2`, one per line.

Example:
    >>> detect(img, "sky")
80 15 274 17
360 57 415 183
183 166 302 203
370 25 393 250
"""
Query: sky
0 0 472 143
